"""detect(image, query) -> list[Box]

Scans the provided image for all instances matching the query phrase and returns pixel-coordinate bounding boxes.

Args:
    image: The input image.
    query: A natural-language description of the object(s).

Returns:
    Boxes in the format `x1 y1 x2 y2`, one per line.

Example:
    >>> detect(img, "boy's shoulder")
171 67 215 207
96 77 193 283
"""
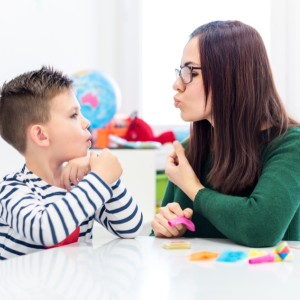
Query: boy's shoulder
1 165 28 185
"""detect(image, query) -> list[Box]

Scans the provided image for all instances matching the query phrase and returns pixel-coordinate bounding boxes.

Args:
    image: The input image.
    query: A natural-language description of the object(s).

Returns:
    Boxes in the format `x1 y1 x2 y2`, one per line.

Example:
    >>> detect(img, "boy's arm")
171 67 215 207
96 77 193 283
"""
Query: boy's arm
94 179 143 238
0 172 112 247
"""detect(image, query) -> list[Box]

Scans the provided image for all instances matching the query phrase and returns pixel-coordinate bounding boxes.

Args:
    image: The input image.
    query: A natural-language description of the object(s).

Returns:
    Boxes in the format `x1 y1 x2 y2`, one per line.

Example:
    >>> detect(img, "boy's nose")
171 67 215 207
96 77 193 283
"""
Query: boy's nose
83 118 90 129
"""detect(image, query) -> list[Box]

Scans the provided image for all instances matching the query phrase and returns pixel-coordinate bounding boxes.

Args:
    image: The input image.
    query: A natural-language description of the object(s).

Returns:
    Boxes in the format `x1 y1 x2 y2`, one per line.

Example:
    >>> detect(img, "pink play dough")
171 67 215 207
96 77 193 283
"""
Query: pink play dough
168 216 195 231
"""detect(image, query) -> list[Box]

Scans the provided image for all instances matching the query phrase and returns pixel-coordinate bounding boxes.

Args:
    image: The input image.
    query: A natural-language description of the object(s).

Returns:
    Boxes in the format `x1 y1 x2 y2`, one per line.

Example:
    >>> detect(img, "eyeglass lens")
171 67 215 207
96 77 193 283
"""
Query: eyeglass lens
175 67 191 84
181 67 191 83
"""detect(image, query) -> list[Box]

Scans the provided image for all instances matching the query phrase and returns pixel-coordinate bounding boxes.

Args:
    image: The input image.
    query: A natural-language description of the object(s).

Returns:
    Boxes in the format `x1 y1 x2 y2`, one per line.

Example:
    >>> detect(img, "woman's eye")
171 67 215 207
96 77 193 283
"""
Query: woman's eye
71 113 78 119
192 73 198 77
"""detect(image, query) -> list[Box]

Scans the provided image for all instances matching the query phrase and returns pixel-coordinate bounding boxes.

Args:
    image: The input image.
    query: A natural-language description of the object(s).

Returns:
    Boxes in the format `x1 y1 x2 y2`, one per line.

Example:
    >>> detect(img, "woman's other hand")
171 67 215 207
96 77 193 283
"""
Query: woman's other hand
151 202 193 237
165 141 204 201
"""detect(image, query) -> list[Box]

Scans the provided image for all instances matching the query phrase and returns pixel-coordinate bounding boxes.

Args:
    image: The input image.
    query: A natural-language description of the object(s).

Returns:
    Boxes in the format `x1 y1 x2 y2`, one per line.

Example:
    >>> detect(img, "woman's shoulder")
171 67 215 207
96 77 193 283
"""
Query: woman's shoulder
263 126 300 160
273 126 300 145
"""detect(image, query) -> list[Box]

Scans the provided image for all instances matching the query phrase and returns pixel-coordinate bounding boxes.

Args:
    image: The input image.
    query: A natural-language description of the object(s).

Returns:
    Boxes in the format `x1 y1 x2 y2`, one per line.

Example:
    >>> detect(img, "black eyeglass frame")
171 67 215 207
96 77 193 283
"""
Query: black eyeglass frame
175 66 202 84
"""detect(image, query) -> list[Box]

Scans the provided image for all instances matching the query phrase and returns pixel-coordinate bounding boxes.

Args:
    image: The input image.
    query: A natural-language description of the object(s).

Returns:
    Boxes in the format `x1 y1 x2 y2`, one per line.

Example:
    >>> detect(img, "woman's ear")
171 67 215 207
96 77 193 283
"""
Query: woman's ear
29 125 50 147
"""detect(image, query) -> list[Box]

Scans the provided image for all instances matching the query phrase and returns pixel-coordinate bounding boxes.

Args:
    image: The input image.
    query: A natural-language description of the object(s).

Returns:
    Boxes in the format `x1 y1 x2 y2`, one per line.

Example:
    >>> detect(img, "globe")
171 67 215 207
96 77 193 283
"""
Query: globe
72 70 121 129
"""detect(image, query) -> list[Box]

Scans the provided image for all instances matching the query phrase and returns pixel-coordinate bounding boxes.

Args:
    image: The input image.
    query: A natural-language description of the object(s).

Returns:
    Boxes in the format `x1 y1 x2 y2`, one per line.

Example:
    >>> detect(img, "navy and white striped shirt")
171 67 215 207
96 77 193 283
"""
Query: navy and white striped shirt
0 165 143 260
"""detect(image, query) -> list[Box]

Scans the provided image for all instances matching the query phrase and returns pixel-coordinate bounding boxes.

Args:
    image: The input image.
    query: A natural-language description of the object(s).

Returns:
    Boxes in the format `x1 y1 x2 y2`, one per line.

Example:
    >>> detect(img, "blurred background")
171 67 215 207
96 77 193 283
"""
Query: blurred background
0 0 299 204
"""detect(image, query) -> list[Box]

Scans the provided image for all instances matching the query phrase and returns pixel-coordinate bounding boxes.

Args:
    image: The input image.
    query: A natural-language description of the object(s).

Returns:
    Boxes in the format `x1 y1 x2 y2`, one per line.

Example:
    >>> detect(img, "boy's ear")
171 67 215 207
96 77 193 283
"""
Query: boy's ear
29 125 50 147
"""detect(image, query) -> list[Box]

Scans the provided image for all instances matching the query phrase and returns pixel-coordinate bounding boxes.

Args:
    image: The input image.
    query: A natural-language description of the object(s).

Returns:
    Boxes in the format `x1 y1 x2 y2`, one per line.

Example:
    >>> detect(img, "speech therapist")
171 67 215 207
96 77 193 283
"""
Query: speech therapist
150 20 300 247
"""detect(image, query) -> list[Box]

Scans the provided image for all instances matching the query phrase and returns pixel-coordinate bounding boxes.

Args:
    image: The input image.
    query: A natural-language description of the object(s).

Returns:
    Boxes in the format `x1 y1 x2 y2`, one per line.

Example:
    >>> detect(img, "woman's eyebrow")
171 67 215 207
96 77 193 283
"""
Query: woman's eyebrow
182 61 201 67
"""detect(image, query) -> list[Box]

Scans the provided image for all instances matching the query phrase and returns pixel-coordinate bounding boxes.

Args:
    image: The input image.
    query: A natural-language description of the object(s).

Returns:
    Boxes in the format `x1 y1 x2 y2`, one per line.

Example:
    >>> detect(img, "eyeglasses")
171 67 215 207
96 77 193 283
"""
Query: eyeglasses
175 66 202 84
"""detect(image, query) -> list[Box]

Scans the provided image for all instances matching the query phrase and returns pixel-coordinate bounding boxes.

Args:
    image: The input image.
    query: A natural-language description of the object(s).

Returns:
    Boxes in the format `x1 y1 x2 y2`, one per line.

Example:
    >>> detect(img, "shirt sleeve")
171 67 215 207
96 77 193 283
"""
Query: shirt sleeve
0 172 111 247
193 132 300 247
94 178 143 238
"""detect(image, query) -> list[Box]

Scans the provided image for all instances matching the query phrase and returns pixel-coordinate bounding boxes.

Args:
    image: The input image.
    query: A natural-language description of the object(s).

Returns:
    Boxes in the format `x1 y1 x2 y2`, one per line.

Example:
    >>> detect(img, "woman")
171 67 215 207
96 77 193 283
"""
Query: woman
150 20 300 247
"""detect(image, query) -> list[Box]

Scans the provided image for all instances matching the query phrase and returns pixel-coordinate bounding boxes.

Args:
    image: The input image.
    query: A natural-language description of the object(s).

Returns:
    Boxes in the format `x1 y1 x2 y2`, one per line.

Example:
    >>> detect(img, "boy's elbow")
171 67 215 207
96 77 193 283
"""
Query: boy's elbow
117 213 143 239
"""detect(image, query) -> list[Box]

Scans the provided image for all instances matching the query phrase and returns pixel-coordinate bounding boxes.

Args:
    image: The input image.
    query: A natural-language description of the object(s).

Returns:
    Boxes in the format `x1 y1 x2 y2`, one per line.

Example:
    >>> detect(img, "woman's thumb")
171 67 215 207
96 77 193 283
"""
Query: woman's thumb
183 208 193 220
173 141 187 161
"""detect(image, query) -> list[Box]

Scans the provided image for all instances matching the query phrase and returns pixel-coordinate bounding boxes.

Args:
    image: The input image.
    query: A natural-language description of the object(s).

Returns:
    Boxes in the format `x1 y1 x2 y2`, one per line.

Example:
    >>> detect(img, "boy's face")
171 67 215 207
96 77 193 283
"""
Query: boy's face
45 90 91 163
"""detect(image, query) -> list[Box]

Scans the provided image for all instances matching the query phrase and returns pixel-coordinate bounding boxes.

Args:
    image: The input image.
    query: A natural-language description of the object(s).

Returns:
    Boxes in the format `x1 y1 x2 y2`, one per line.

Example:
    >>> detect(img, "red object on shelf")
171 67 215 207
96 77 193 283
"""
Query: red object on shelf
124 113 176 144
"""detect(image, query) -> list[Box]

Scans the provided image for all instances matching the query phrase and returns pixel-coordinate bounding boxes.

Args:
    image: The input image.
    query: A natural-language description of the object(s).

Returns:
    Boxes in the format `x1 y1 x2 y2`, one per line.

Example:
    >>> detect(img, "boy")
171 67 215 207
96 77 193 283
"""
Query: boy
0 66 143 260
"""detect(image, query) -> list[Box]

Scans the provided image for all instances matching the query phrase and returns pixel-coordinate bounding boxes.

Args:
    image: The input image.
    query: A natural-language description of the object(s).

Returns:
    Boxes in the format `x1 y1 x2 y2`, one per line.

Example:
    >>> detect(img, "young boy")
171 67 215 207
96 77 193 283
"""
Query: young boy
0 66 143 260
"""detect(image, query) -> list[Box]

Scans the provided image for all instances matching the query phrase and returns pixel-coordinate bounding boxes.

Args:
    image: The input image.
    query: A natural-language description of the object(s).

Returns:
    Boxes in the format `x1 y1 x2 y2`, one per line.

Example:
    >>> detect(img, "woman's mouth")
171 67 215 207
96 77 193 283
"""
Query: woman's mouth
174 97 180 108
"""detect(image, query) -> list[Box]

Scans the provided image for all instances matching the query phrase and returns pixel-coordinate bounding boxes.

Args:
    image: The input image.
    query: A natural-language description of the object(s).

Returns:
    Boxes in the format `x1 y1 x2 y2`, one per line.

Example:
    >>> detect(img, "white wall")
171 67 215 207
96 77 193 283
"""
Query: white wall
0 0 141 178
270 0 300 120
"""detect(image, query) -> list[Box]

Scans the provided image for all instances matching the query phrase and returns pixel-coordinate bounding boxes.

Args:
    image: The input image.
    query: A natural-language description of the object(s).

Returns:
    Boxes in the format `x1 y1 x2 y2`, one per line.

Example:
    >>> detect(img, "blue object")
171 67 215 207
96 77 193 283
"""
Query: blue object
72 70 121 129
216 250 247 262
173 128 190 142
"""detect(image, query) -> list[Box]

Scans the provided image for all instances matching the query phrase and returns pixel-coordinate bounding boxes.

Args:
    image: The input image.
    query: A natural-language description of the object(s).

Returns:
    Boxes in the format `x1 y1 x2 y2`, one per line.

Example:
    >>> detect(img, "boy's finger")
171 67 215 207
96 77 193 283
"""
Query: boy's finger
77 169 85 182
60 167 69 188
90 151 97 158
69 167 78 187
63 169 72 191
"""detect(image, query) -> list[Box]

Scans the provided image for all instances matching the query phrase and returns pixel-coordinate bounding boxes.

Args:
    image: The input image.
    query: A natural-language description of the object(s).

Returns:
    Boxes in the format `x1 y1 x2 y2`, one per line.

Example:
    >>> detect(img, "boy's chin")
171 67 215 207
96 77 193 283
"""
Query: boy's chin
63 150 89 162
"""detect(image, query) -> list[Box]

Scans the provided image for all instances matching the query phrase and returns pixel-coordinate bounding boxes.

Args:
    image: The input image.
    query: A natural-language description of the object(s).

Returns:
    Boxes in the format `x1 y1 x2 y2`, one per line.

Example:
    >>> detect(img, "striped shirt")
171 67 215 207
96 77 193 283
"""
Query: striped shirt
0 165 143 260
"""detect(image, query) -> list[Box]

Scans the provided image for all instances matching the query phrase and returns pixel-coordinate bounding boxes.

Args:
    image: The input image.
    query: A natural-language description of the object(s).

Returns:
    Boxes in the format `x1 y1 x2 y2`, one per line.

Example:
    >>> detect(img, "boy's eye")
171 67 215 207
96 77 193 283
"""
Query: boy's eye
71 113 78 119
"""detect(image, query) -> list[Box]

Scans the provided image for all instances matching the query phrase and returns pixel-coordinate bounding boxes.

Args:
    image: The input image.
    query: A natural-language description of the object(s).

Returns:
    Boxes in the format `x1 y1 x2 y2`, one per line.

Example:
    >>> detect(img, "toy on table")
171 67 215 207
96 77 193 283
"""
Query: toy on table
168 216 195 232
187 251 220 261
248 242 293 264
248 249 268 258
216 250 247 262
163 241 191 250
108 134 162 149
249 253 282 264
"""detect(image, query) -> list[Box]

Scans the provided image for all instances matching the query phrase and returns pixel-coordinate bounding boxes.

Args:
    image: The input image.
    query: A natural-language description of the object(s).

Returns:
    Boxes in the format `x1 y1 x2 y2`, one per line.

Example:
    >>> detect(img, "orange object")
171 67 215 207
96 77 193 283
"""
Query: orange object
92 120 128 148
188 251 220 261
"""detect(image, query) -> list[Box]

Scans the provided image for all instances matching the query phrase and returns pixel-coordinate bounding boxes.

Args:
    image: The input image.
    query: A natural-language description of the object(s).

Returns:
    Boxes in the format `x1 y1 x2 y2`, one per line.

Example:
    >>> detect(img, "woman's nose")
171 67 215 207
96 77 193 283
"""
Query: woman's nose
173 76 185 92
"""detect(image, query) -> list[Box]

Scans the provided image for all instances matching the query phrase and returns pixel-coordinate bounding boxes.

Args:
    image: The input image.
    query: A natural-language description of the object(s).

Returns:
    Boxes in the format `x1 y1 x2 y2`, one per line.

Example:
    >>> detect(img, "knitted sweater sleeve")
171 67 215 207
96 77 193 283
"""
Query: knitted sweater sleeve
193 129 300 247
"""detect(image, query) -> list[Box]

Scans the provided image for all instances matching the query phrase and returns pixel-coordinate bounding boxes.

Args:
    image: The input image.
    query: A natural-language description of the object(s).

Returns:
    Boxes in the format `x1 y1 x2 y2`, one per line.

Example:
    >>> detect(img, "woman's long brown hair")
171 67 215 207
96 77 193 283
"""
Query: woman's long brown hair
186 21 299 195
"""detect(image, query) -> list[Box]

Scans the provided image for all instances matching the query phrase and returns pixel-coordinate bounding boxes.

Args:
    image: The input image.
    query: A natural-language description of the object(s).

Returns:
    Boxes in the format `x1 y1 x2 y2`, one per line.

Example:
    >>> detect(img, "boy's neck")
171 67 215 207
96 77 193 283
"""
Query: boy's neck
25 154 64 188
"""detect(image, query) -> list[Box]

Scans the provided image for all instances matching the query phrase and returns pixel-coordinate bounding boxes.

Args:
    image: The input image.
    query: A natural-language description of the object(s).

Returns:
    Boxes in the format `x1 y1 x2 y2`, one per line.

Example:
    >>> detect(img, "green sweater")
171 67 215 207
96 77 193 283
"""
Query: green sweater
150 127 300 247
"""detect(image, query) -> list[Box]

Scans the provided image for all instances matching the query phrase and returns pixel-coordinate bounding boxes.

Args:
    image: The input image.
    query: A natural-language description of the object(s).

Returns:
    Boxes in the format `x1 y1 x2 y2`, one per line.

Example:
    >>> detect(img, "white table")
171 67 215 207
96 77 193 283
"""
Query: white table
1 237 300 300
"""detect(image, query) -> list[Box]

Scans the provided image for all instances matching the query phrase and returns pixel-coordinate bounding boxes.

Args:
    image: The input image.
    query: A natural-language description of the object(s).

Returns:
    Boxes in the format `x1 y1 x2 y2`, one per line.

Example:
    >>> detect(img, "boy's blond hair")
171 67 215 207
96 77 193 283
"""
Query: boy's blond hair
0 66 73 154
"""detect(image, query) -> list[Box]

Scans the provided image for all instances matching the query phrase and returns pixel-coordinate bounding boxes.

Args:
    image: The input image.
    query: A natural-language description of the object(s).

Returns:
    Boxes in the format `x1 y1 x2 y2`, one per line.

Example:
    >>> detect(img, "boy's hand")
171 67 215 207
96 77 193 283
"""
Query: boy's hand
151 202 193 238
90 150 123 185
60 157 90 191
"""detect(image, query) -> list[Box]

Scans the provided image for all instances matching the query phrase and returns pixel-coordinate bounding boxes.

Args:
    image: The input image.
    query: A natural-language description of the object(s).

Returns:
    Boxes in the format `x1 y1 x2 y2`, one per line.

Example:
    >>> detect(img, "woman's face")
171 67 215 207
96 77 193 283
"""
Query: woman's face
173 37 212 124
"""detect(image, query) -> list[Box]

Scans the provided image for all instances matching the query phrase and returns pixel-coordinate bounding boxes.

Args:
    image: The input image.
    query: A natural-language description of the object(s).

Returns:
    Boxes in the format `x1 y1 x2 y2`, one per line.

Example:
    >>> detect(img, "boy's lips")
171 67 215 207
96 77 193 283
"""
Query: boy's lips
86 135 92 143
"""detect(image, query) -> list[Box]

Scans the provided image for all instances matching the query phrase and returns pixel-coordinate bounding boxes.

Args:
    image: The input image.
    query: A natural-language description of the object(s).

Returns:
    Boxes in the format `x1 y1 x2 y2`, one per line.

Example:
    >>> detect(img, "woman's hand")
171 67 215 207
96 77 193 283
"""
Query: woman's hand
60 156 90 190
165 141 204 201
151 202 193 237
